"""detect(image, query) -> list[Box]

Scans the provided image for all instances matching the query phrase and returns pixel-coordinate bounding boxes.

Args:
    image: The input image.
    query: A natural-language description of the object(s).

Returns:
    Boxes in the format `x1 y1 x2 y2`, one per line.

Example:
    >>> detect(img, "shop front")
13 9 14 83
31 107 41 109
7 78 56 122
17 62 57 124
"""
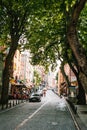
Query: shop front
9 82 28 100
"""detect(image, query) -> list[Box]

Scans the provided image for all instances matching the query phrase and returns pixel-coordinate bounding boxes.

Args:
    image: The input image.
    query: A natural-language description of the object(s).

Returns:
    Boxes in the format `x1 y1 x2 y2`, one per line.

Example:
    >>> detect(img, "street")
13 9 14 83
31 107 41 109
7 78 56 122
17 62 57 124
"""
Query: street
0 90 78 130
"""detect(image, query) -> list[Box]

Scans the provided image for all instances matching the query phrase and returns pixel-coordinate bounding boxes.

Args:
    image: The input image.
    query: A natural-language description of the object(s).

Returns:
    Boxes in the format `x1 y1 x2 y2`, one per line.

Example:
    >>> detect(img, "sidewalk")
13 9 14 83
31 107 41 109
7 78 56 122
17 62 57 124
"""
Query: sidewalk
66 98 87 130
75 105 87 130
53 90 87 130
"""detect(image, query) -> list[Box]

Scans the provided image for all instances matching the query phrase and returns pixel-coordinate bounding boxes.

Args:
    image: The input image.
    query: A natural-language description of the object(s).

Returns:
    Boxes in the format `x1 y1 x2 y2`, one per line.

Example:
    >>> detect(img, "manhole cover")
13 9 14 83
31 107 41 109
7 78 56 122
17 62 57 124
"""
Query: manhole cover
80 111 87 114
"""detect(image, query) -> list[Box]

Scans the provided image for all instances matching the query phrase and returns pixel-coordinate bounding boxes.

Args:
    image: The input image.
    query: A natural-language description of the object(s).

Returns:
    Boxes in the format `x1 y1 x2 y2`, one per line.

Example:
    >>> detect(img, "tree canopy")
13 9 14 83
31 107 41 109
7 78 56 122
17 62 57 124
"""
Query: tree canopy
0 0 87 104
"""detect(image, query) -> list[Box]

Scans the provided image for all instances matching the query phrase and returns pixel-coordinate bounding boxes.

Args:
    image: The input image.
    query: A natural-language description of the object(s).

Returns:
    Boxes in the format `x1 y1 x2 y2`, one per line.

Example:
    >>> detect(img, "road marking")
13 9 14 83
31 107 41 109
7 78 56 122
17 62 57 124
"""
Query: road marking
15 100 49 130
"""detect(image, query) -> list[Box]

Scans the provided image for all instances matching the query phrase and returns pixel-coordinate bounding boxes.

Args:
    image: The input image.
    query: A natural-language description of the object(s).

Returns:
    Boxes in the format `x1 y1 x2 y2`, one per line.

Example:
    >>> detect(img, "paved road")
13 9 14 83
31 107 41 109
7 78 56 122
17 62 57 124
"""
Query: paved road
0 90 78 130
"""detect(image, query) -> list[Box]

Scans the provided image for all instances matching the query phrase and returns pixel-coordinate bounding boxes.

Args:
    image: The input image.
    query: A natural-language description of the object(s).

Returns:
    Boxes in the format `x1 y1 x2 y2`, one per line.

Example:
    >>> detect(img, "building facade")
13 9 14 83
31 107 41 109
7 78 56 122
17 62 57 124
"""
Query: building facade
20 50 34 86
58 64 78 96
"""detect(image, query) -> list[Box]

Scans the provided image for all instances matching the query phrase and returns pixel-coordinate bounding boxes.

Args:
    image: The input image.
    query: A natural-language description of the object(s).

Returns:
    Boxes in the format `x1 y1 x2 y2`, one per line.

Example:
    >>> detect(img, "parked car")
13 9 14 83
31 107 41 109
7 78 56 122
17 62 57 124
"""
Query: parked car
37 90 43 96
29 93 41 102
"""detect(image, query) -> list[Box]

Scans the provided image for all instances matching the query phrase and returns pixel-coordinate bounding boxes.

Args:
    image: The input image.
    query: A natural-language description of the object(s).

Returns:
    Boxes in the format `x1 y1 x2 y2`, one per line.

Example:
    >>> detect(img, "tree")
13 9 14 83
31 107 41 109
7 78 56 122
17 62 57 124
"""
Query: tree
65 48 86 104
0 0 87 104
0 0 45 104
24 0 87 104
33 70 41 87
67 0 87 93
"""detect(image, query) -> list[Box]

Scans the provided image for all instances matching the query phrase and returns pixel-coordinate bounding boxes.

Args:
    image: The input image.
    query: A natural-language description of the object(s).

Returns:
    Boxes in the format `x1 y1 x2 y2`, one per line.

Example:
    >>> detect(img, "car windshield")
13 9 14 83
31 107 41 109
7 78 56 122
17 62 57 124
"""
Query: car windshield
32 93 39 96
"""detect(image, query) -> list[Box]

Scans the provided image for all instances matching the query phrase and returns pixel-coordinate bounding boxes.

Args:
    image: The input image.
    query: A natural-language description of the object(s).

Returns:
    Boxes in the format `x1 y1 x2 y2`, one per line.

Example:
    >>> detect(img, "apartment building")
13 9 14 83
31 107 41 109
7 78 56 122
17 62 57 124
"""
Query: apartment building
20 50 34 86
13 50 21 81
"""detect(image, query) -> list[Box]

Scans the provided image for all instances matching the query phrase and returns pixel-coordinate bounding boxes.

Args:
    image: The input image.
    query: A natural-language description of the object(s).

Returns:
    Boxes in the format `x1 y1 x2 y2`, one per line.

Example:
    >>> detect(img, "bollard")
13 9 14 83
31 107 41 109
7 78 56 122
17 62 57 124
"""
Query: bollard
18 100 20 104
9 102 11 108
6 103 8 108
16 100 17 105
21 99 23 103
13 100 15 106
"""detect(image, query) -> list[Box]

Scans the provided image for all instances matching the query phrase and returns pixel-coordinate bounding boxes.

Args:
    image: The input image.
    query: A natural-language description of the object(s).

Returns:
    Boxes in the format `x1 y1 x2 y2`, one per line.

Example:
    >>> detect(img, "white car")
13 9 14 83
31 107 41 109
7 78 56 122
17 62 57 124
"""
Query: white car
29 93 41 102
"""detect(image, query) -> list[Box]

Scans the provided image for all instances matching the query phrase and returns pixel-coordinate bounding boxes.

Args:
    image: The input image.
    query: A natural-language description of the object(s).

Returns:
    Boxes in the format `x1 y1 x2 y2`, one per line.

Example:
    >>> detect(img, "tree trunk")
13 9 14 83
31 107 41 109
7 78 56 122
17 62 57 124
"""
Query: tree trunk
0 39 18 104
77 79 86 105
9 59 14 78
60 63 71 87
67 60 86 104
67 0 87 94
0 66 9 104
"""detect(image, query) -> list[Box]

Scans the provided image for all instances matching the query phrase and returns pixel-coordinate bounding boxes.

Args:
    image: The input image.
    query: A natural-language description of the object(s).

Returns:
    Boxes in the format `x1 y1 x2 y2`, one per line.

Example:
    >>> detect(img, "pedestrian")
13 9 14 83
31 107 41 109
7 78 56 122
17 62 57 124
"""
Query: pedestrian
43 90 46 97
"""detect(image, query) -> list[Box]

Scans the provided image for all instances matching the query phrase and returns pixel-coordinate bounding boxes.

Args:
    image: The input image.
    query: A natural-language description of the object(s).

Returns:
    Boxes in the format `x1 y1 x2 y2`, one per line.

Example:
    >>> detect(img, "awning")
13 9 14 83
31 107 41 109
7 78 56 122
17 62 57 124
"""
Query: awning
15 83 26 88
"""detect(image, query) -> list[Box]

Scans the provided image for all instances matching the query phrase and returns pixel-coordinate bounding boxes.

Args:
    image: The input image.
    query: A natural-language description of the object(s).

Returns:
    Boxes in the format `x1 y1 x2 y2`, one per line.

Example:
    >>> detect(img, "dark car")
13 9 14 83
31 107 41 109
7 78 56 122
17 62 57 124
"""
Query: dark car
29 93 41 102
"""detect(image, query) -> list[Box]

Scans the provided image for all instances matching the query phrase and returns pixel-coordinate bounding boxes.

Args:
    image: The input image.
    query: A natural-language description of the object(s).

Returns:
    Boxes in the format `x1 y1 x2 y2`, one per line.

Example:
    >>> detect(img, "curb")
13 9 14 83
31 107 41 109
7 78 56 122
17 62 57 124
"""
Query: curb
65 99 81 130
